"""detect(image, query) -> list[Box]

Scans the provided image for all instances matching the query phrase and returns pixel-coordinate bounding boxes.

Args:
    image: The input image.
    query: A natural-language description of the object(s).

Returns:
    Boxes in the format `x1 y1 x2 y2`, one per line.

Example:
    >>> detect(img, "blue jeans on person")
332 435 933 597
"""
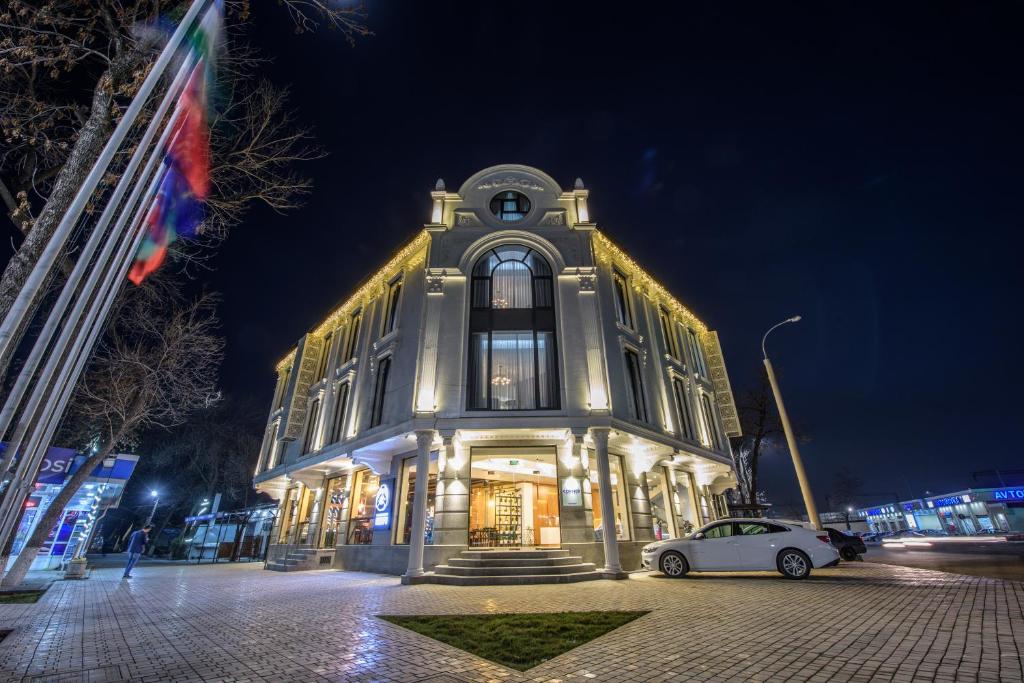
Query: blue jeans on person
123 552 142 577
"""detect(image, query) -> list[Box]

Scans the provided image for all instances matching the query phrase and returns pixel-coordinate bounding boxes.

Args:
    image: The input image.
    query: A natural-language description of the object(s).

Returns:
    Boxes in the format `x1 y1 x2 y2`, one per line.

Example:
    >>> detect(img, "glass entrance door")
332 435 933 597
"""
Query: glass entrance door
469 448 560 547
319 474 349 547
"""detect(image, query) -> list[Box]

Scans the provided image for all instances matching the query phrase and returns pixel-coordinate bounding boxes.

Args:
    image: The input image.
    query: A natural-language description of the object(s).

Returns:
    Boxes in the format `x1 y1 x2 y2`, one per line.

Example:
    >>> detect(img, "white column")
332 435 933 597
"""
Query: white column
591 427 621 573
404 429 435 577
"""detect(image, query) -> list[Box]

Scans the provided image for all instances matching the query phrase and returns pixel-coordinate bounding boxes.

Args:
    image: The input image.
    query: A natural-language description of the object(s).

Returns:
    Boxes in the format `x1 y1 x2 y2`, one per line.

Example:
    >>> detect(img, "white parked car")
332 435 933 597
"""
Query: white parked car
641 518 840 580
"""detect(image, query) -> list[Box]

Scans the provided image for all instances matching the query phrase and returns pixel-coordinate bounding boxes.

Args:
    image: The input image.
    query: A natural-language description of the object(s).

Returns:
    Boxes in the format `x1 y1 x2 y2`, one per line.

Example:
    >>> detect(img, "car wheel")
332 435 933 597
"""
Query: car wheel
659 551 689 578
840 546 857 561
777 549 811 579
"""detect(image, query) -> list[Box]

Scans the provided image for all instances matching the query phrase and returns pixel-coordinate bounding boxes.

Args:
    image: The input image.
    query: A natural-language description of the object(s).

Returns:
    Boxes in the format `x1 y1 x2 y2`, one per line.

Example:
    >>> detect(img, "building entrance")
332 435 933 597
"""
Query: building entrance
469 448 560 548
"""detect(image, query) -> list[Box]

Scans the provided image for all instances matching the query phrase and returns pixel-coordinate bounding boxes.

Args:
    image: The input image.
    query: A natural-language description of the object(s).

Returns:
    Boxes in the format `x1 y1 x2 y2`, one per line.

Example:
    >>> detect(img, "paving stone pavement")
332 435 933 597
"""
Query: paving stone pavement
0 560 1021 683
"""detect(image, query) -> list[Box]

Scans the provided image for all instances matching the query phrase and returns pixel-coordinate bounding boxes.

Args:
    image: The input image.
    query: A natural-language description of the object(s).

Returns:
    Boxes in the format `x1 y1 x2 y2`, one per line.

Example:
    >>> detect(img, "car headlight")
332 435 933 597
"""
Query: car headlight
641 544 658 554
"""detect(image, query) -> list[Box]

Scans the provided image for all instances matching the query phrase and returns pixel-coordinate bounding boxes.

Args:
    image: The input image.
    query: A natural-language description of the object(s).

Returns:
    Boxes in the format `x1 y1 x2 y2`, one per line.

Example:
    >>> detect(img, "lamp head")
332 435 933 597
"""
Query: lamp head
150 490 158 498
788 315 802 323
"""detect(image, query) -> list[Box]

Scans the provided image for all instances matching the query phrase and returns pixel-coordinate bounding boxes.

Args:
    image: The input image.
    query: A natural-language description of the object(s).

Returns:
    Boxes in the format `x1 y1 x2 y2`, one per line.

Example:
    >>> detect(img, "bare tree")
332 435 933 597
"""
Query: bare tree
729 374 782 506
0 278 222 586
147 399 263 508
0 0 367 381
134 398 263 554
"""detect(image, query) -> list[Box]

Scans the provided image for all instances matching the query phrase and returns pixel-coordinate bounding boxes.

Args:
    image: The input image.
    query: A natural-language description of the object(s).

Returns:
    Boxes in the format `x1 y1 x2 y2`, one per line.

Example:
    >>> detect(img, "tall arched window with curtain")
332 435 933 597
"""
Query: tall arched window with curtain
468 245 558 410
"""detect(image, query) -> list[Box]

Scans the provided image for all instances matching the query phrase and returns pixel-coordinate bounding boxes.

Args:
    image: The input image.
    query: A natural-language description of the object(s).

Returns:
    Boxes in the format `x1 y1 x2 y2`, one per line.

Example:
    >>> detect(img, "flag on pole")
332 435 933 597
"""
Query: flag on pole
128 5 221 286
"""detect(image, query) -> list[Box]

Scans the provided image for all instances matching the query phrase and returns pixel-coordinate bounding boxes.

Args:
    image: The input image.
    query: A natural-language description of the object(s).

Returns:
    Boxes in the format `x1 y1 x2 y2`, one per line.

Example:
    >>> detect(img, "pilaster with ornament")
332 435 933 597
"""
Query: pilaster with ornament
574 266 609 411
414 270 446 414
704 331 742 438
282 334 324 442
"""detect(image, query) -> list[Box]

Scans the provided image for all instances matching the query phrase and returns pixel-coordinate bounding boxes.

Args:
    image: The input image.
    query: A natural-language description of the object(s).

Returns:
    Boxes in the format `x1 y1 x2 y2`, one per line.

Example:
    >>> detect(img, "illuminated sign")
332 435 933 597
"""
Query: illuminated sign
993 488 1024 501
373 478 394 529
560 477 583 507
0 443 78 485
932 494 969 507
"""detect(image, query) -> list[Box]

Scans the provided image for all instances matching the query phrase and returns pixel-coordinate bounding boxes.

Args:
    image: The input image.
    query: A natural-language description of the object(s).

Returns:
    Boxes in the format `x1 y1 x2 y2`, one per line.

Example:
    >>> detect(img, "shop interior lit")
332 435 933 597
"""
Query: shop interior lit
469 448 560 547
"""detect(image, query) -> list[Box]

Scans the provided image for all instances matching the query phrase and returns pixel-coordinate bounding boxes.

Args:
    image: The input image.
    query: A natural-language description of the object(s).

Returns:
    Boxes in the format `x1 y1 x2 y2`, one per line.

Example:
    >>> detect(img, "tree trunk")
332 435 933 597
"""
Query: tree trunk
0 71 116 386
231 512 254 562
0 439 118 587
147 504 179 556
0 511 18 578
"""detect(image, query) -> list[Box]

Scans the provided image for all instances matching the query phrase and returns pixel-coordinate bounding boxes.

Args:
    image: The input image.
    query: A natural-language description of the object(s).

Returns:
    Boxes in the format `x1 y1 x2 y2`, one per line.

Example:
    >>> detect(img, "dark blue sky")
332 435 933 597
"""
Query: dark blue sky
204 2 1022 507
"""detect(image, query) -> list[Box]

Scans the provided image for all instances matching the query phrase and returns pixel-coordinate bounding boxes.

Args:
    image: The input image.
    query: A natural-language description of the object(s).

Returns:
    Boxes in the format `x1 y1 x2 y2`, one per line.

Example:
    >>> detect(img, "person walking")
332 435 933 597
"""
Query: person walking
122 525 152 579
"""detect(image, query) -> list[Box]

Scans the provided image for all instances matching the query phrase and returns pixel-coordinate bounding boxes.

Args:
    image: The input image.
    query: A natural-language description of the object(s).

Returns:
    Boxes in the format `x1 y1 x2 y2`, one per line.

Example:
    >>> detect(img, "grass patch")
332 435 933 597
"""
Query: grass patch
378 611 647 671
0 590 44 604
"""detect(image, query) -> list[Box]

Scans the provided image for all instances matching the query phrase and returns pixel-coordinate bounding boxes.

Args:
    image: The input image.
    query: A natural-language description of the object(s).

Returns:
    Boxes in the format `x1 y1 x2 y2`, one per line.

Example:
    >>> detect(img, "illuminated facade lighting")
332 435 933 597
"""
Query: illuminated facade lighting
253 165 741 579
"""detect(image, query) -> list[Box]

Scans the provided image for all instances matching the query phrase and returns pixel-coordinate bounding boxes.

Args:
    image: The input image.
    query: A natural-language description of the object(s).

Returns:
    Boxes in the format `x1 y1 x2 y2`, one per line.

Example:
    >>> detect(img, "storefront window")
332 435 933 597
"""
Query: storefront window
588 451 630 541
396 452 439 545
647 468 677 540
277 487 297 543
320 474 349 547
347 469 380 545
469 448 560 547
670 471 700 535
293 486 316 544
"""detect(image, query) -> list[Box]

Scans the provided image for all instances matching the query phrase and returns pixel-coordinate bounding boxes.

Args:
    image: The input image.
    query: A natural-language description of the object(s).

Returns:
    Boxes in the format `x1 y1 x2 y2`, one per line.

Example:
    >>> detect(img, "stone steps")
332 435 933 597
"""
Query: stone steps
447 556 579 568
406 548 607 586
413 571 606 586
265 546 332 572
436 562 597 576
459 549 570 560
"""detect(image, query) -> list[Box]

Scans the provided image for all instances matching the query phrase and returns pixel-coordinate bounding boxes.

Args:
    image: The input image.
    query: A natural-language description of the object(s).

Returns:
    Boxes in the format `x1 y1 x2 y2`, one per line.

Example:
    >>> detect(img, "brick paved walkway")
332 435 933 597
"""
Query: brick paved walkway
1 561 1021 682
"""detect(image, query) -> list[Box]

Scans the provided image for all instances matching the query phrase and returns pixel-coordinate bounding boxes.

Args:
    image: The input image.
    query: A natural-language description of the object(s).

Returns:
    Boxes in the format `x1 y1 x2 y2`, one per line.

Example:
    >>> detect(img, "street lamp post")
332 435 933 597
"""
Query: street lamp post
146 489 160 525
762 316 821 529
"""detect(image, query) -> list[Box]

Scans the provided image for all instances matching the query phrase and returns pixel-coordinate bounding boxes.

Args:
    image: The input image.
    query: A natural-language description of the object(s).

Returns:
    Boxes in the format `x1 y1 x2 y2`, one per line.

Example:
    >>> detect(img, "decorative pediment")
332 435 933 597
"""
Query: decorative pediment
476 176 546 192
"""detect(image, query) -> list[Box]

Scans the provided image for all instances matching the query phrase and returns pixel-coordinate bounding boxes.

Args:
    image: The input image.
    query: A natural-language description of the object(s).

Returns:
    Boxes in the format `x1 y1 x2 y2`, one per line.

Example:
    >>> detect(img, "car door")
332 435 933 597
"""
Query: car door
734 522 779 569
690 522 741 570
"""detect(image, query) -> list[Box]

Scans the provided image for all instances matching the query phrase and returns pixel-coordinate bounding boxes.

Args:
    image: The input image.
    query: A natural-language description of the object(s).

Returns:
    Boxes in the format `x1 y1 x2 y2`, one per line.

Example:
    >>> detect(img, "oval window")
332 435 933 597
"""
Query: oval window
489 191 531 222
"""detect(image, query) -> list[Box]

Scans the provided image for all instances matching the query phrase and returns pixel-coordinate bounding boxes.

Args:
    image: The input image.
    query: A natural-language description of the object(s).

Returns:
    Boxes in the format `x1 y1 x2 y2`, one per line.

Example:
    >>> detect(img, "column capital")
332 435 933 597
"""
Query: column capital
414 429 435 450
589 426 611 448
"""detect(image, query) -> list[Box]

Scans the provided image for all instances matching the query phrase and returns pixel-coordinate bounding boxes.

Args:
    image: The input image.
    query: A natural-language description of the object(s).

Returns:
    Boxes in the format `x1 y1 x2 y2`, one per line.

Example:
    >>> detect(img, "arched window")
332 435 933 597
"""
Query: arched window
471 246 552 309
468 245 558 410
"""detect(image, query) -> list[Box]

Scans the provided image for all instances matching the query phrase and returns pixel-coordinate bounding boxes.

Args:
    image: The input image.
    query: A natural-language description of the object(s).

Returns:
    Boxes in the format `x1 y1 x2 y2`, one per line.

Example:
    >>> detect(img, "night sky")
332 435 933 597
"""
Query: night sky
175 3 1024 507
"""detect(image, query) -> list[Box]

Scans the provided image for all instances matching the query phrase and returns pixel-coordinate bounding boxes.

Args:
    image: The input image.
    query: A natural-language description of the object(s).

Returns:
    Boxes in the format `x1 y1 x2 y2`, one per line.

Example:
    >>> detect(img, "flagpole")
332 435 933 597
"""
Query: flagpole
0 53 198 455
0 153 173 553
0 48 198 549
0 0 210 364
0 165 173 555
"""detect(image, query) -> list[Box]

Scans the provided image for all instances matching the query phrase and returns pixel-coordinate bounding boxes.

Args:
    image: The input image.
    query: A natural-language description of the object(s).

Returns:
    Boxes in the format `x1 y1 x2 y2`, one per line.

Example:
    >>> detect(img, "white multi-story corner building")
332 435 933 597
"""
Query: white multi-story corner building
254 164 741 583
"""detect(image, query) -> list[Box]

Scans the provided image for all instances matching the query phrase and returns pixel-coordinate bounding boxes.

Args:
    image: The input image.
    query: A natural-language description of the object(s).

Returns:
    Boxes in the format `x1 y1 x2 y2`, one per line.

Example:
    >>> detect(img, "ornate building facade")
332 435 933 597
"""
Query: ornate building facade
254 164 740 582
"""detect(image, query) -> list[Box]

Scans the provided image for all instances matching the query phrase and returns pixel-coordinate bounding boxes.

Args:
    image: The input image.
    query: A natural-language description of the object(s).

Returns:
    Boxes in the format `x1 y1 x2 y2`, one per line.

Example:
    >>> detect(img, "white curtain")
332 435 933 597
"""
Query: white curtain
491 332 536 409
491 261 532 309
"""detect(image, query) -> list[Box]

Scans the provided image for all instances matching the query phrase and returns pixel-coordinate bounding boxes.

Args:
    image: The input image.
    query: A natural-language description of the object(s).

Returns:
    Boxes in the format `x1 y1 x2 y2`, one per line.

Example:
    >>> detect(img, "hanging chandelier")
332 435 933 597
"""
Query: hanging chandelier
491 364 512 386
492 287 510 308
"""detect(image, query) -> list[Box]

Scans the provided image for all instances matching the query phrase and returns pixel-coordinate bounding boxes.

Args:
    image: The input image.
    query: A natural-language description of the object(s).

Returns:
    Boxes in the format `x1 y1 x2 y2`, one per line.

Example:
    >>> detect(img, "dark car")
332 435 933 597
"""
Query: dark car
824 527 867 560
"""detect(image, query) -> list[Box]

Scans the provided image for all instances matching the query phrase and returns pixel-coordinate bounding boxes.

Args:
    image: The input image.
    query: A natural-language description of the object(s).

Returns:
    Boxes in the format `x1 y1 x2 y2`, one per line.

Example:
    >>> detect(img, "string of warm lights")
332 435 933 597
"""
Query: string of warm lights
275 230 431 372
276 227 709 374
592 231 708 334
